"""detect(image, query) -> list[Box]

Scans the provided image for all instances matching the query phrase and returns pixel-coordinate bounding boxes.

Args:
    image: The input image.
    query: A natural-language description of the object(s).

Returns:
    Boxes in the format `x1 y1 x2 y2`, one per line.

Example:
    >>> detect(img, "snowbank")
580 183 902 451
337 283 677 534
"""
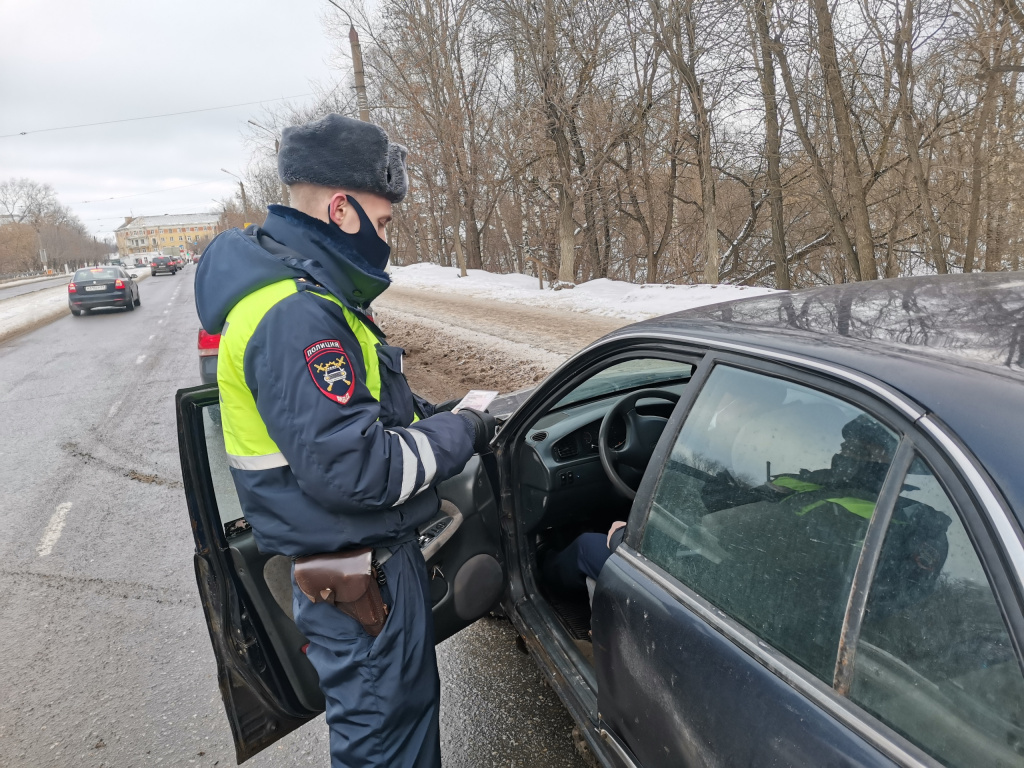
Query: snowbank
0 286 72 343
389 264 778 321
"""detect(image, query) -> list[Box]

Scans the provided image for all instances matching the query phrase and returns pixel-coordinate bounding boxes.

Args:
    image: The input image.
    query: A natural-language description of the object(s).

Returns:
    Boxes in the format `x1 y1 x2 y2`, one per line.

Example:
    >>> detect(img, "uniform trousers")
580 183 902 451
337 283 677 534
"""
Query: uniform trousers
292 540 441 768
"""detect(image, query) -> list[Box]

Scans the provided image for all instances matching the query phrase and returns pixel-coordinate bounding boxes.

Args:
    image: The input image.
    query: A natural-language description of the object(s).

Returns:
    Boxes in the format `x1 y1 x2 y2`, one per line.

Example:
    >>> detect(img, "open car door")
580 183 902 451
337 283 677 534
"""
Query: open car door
176 385 507 762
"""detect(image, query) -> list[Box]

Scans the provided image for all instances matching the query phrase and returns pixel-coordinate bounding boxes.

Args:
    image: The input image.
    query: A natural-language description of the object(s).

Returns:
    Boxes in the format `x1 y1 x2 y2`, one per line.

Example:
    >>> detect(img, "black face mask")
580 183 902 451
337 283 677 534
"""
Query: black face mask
328 195 391 272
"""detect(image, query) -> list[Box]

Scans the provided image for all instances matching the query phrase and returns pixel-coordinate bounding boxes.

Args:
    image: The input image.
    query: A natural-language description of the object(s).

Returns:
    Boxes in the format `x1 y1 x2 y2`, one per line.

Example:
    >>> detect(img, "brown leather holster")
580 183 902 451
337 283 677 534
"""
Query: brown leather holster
293 548 388 637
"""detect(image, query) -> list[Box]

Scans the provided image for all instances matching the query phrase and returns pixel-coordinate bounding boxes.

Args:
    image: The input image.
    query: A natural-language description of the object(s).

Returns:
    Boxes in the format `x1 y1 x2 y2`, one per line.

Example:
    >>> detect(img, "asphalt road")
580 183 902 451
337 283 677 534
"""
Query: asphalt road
0 275 71 301
0 267 587 767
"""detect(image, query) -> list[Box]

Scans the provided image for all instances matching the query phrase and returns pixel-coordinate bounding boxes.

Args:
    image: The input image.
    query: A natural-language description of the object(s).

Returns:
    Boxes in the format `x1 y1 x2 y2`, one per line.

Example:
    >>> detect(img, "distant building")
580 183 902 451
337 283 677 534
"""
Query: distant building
114 213 221 257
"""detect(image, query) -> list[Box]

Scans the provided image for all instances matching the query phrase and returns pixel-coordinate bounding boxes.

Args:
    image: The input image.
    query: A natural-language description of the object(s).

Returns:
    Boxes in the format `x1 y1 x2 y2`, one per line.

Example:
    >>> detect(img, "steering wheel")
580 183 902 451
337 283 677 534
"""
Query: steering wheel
599 389 681 500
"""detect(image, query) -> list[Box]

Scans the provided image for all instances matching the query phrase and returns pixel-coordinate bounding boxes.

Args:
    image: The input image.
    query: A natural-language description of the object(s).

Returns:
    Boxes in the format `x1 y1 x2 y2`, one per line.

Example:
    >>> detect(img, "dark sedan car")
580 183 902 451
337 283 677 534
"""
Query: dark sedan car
68 266 140 315
150 256 177 275
176 273 1024 767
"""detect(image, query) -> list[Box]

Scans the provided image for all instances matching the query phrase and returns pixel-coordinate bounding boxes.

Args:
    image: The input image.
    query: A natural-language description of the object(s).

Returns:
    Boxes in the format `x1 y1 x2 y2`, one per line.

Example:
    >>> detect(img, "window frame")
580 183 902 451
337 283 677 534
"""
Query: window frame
842 440 1024 765
623 350 1024 767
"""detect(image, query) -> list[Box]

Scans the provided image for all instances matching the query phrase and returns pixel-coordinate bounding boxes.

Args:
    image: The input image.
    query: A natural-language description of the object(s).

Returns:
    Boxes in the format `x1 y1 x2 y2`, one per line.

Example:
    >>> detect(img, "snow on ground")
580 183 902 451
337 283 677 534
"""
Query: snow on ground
389 263 778 321
0 285 72 342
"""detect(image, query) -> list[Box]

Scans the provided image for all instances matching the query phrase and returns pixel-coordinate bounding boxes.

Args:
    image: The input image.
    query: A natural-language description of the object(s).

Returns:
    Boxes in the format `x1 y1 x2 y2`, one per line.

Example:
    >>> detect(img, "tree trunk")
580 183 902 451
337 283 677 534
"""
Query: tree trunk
894 0 946 274
776 42 860 279
964 73 998 273
985 70 1017 271
464 198 483 270
691 92 719 283
556 179 577 284
753 0 789 289
450 203 468 277
811 0 877 280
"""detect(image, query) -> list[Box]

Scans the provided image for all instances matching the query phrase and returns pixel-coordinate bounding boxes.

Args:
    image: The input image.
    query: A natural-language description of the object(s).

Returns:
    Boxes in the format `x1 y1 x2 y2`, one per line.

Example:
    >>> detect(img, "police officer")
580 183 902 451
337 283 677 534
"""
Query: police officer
194 113 494 768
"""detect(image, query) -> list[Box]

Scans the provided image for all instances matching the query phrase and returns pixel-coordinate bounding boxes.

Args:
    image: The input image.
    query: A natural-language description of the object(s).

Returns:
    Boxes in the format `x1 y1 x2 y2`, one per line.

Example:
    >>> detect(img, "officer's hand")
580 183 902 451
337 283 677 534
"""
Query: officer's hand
433 397 461 413
458 409 497 453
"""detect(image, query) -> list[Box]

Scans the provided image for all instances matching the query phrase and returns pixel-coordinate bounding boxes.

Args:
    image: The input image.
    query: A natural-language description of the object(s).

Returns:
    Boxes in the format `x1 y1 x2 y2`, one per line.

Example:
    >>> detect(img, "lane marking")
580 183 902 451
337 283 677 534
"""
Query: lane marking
135 354 146 364
107 399 122 418
162 310 168 315
37 503 73 557
148 334 155 340
158 319 164 325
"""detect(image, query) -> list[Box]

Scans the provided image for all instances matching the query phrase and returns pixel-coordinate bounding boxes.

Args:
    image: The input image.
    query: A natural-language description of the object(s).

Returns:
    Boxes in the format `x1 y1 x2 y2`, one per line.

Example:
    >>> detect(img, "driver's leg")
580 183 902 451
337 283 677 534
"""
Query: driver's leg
576 532 614 581
541 532 612 597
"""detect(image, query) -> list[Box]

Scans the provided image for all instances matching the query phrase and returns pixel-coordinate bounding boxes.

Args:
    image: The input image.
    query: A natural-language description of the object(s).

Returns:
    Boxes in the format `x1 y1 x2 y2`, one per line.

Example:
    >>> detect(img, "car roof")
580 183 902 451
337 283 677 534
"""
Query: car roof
613 272 1024 517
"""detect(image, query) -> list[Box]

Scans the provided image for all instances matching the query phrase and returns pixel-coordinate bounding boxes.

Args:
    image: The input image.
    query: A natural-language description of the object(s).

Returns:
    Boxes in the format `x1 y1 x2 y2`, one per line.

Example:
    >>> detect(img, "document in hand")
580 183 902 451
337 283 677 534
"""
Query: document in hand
451 390 499 414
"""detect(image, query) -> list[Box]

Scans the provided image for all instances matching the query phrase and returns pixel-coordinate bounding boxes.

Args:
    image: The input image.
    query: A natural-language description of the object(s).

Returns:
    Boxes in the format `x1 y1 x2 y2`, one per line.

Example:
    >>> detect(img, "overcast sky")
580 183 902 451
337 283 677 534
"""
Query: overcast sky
0 0 342 240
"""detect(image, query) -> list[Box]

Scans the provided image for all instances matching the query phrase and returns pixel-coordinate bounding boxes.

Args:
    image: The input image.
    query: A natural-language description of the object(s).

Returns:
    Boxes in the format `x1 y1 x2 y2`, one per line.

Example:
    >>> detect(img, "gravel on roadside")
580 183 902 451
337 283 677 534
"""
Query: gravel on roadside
375 307 567 403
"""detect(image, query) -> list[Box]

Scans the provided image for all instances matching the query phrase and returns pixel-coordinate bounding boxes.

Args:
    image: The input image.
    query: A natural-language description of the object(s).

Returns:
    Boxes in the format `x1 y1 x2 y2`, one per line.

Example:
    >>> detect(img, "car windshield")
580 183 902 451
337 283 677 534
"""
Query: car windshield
554 359 693 409
74 268 119 281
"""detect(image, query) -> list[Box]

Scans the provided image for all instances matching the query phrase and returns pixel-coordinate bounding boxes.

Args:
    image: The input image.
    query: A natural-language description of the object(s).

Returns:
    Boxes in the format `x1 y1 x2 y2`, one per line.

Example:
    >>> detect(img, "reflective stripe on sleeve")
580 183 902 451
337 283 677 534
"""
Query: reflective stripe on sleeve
226 452 289 470
407 428 437 493
798 497 875 520
388 430 418 506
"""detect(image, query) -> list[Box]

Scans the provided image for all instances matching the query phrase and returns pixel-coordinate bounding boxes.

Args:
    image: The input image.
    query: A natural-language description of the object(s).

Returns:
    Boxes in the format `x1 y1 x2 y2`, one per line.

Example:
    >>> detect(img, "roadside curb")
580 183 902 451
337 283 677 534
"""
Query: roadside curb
0 274 70 289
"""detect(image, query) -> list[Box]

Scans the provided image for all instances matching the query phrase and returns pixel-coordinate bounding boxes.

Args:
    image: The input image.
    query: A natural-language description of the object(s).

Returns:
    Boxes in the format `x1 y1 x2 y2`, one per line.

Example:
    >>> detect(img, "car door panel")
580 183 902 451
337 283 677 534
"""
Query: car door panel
429 453 505 642
176 384 503 761
593 549 897 768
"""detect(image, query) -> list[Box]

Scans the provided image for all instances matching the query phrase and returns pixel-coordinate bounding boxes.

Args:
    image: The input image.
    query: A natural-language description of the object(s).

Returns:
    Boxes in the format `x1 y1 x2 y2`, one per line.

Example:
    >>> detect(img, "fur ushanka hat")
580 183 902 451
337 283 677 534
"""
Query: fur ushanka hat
277 114 408 203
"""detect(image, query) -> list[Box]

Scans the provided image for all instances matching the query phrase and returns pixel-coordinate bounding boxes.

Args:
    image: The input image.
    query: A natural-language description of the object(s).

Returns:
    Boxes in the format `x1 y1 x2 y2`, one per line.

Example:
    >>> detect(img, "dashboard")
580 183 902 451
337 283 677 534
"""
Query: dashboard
515 384 687 532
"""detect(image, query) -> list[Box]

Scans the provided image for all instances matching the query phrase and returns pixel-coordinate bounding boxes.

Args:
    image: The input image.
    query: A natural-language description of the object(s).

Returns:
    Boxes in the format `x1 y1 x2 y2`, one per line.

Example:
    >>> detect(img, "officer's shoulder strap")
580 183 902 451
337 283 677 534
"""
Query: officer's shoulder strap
298 281 386 343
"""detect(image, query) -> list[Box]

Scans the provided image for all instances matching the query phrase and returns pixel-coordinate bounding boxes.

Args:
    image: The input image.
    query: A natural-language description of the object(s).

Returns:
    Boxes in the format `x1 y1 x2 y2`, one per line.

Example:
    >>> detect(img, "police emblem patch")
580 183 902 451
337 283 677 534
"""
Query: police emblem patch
305 339 356 404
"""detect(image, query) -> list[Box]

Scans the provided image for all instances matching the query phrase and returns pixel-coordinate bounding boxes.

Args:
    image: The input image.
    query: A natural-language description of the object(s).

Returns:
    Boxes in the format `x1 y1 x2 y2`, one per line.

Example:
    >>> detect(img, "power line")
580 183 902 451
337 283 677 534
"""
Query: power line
79 180 223 204
0 93 313 139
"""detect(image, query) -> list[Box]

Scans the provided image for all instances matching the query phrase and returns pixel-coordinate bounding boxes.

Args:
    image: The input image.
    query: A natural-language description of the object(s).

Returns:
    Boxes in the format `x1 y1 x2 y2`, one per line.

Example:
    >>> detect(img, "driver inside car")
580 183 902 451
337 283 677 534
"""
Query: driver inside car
542 520 628 605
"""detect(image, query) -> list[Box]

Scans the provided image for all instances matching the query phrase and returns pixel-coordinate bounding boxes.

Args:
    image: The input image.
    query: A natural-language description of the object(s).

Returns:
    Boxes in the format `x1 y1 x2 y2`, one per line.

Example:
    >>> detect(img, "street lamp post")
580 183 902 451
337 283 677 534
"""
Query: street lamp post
349 25 370 122
325 1 370 122
221 168 250 224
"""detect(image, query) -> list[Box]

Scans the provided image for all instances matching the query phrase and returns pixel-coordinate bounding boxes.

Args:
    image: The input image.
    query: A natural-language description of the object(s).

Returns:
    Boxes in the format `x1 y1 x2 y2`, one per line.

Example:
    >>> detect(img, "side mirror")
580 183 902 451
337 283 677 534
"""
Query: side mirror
129 274 138 279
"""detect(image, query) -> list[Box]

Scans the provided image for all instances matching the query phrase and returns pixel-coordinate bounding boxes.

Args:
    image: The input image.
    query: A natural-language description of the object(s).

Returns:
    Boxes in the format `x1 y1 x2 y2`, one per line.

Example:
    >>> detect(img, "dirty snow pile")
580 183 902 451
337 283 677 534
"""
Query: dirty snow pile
0 285 72 342
389 264 777 321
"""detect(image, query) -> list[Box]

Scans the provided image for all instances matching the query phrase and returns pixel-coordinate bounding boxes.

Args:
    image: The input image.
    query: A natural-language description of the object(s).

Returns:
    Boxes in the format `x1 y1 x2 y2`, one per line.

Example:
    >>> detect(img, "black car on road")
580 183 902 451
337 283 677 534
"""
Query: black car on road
177 273 1024 767
68 266 140 315
150 255 177 275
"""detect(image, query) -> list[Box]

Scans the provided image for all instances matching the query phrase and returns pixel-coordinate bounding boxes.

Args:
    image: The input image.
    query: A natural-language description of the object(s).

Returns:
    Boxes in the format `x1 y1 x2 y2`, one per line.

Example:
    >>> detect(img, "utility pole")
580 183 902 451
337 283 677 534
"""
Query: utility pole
324 2 369 121
349 25 369 121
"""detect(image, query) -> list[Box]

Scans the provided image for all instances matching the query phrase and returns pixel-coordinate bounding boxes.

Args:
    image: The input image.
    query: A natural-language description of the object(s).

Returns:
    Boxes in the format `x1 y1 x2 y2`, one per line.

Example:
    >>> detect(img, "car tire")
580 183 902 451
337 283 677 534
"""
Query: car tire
135 293 141 307
126 297 135 312
70 307 81 316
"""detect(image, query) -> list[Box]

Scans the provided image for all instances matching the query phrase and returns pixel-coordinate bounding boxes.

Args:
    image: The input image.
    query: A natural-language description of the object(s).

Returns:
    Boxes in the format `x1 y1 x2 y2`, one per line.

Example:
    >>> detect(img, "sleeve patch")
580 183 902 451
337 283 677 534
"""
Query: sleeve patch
305 339 356 404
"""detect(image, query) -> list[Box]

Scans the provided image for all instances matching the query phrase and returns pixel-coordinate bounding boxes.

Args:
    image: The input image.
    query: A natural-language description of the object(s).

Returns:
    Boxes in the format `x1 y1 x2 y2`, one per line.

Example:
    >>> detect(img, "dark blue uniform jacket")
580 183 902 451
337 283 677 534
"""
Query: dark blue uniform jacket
194 205 476 557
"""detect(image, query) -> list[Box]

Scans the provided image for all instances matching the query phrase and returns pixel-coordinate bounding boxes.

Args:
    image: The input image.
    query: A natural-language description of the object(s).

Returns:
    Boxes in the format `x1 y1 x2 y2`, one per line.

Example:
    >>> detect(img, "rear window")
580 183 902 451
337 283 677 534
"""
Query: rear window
74 268 119 281
153 257 169 264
